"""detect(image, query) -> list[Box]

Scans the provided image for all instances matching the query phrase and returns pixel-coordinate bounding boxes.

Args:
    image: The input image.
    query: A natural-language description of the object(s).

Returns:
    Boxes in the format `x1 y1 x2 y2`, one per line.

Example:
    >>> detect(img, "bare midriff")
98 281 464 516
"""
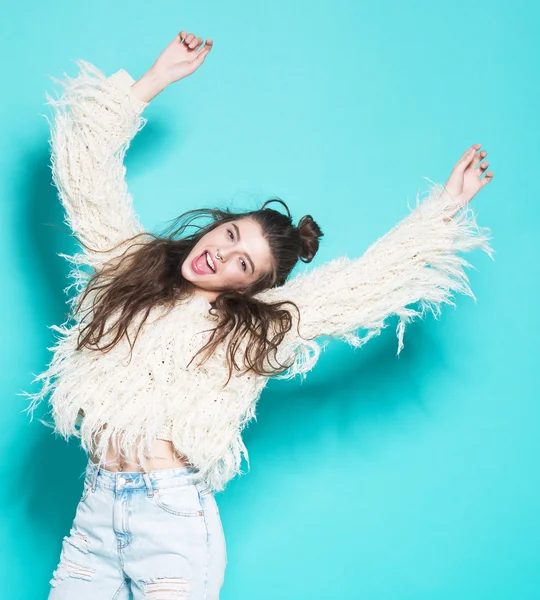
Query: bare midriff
88 425 192 472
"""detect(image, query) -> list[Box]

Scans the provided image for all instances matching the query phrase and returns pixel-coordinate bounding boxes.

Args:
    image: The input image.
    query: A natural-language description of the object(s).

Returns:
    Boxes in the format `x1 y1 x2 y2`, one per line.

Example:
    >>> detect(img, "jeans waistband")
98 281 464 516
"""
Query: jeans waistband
84 459 206 494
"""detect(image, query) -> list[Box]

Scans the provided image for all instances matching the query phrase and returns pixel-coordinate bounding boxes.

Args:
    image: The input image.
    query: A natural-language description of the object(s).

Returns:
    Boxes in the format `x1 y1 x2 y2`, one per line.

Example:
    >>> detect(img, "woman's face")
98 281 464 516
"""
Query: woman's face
181 217 273 301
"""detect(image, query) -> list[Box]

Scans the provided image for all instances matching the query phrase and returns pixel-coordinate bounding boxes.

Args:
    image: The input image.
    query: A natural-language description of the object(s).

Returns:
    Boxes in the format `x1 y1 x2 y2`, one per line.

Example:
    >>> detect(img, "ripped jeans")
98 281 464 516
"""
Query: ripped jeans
48 459 227 599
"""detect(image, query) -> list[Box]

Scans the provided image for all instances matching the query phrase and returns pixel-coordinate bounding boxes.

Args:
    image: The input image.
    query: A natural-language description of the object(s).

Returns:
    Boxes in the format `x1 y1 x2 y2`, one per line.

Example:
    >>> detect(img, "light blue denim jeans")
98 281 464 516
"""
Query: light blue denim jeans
48 459 227 599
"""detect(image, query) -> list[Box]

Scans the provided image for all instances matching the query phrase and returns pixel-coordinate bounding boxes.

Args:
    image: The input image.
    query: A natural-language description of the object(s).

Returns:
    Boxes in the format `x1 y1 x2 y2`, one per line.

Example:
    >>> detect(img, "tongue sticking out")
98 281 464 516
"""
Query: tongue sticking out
195 251 214 274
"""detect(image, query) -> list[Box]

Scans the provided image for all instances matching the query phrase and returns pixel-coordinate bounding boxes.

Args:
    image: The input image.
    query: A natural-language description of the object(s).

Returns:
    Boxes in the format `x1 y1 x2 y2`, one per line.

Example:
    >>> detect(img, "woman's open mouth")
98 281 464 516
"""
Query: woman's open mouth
191 250 216 275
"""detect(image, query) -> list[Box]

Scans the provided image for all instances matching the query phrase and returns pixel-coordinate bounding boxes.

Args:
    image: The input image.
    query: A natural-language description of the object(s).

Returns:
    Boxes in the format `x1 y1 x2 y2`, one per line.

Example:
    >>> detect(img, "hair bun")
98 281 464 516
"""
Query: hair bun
297 215 324 263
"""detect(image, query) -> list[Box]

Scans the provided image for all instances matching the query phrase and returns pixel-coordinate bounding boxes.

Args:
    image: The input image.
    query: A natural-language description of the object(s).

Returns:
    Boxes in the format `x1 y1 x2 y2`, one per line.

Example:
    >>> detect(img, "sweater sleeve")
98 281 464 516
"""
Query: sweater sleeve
44 59 150 272
256 180 494 377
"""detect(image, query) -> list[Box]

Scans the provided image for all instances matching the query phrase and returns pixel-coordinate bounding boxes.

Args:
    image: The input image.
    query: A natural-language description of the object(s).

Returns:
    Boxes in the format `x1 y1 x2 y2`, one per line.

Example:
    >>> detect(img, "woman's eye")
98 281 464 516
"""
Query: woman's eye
240 259 247 272
227 229 234 241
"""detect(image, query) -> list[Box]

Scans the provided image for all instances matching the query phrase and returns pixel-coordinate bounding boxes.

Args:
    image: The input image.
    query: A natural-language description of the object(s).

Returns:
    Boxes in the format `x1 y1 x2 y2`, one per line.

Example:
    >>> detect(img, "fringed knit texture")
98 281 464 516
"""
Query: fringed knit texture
20 59 494 493
18 61 266 491
44 59 149 270
259 178 494 379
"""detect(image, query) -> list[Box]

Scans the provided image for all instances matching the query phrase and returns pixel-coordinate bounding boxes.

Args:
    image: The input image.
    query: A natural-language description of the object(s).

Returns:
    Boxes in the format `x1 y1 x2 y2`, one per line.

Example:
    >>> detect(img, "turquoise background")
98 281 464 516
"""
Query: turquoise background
2 1 538 598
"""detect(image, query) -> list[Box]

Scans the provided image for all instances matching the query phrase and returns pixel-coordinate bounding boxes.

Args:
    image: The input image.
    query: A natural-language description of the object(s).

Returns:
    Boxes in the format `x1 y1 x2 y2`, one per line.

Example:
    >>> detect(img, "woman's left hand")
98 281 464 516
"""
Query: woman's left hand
443 144 494 216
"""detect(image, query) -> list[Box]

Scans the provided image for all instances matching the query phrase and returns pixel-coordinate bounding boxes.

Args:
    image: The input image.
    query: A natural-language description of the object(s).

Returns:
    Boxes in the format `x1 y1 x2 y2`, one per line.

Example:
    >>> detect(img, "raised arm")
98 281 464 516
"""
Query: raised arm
46 30 213 274
257 145 495 377
45 60 152 271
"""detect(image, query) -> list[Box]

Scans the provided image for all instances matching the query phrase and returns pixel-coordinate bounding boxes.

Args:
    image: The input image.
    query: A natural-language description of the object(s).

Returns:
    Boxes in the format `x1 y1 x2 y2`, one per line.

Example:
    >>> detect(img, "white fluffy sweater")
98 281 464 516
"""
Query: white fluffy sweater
22 60 494 492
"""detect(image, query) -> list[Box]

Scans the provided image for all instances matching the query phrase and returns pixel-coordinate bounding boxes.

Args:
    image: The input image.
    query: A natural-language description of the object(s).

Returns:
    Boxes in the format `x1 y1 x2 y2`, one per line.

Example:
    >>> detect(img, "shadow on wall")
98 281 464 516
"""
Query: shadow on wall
220 283 452 532
16 118 166 553
15 139 90 550
247 319 446 460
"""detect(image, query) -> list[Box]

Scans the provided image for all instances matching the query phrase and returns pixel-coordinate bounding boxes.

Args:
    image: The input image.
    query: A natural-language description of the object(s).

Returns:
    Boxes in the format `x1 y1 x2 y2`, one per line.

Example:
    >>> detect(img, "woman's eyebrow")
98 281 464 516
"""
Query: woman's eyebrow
232 223 255 274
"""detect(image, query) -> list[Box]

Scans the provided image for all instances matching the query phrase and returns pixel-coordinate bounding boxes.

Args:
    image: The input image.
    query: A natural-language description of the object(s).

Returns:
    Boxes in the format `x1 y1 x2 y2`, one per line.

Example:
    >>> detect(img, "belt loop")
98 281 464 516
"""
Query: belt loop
142 472 154 498
91 462 100 492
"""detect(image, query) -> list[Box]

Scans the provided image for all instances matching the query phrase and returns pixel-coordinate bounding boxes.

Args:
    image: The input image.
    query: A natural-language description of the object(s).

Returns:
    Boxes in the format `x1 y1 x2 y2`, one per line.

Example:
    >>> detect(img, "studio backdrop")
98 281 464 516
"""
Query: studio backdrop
2 1 538 599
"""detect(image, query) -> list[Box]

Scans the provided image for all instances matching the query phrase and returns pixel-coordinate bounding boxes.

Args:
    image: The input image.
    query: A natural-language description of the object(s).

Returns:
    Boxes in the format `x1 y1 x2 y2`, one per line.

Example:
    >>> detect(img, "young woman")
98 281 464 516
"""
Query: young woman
24 30 494 600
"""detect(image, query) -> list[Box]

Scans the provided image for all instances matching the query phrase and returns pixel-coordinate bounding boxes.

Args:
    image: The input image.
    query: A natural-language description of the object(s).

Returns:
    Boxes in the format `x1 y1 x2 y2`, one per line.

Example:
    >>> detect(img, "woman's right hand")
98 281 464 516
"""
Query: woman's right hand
151 31 213 86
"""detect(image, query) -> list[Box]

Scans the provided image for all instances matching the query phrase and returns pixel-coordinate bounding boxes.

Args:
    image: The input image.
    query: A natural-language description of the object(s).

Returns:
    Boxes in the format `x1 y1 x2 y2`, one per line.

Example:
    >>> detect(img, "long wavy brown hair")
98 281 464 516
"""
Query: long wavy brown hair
71 199 323 382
